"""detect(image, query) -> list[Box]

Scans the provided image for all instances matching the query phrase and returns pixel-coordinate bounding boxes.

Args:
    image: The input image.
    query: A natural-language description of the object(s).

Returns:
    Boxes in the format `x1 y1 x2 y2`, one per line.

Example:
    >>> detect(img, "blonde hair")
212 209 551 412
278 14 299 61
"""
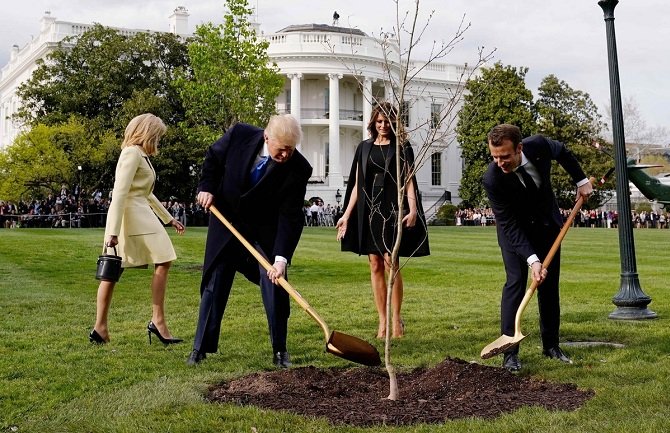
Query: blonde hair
121 113 166 156
265 114 302 147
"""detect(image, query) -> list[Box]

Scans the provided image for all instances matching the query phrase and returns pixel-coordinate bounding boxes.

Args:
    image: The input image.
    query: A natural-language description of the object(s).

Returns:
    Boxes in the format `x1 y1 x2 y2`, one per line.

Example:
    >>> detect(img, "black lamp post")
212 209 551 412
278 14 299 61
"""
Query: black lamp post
335 188 342 205
335 188 342 219
598 0 656 320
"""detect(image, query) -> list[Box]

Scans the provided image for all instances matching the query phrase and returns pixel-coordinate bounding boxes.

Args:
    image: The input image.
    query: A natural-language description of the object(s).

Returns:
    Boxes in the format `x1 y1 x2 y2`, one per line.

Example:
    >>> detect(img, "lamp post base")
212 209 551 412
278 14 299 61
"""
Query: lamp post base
608 306 657 320
607 273 657 320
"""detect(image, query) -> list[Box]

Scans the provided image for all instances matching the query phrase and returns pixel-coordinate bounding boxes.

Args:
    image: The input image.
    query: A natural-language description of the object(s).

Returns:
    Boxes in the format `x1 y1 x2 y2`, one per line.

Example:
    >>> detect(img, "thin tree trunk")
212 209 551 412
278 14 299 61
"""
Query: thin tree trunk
385 125 407 401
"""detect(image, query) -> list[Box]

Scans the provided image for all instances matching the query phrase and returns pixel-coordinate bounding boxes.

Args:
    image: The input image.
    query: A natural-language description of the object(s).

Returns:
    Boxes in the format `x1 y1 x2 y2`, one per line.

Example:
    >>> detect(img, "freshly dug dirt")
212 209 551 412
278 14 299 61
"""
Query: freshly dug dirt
207 357 594 426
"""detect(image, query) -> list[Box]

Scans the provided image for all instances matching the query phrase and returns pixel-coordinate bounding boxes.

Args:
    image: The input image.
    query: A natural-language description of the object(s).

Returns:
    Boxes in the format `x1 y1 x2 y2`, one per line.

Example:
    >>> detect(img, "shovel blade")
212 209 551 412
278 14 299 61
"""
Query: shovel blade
480 333 526 359
326 331 381 366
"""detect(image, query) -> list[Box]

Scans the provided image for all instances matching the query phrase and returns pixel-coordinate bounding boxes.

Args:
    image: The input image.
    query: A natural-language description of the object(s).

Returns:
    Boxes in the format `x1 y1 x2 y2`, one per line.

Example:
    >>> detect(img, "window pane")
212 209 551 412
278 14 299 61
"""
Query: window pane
430 103 441 129
401 101 409 127
431 152 442 186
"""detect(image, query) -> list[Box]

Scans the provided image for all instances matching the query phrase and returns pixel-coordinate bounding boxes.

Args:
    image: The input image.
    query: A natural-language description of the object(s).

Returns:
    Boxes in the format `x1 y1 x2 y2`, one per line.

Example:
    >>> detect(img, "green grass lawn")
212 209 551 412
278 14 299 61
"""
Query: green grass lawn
1 225 670 432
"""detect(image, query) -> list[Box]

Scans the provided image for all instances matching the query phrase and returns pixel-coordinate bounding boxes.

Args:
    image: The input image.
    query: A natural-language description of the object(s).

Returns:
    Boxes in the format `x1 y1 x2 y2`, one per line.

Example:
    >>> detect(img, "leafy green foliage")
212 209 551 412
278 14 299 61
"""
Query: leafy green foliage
457 66 614 209
0 119 116 200
635 201 653 213
8 2 282 202
11 25 195 200
456 63 535 207
434 203 458 225
535 75 612 208
15 25 189 132
175 0 284 132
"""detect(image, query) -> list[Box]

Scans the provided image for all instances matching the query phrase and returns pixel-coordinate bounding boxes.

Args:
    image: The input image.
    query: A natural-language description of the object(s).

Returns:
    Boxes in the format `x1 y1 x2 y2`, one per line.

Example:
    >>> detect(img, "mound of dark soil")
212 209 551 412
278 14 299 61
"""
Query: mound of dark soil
207 357 594 426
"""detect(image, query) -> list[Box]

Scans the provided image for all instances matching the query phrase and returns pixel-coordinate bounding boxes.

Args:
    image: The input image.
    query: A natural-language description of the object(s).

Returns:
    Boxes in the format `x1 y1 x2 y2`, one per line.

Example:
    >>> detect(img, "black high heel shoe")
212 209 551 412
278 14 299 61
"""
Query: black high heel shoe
147 321 183 346
89 329 107 344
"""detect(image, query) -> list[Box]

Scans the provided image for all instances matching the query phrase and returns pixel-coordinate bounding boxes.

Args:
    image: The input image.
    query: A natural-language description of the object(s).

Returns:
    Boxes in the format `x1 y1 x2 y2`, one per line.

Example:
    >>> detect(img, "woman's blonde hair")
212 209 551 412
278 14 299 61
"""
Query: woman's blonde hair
121 113 166 156
265 114 303 147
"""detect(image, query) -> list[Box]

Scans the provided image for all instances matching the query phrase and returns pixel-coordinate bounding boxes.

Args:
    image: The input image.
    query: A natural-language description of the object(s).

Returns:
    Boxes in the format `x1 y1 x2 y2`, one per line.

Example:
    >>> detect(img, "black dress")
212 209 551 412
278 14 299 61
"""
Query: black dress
364 144 395 254
340 138 430 258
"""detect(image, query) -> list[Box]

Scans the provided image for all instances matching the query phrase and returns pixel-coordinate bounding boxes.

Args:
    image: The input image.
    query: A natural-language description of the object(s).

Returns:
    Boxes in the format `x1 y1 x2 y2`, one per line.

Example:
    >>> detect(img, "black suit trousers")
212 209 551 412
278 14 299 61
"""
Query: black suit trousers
193 240 291 354
500 226 562 355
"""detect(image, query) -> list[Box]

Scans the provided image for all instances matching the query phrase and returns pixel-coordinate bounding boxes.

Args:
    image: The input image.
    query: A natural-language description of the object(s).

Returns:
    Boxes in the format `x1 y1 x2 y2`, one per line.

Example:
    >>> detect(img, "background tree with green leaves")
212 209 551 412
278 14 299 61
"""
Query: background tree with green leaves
535 74 612 208
0 119 116 200
9 25 195 200
175 0 284 135
456 62 535 207
5 0 284 202
15 25 189 133
456 65 612 209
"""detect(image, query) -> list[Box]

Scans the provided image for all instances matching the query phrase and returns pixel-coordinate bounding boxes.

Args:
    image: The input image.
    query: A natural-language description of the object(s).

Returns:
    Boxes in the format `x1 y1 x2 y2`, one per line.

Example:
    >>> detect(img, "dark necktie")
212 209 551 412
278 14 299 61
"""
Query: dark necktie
517 165 538 195
250 156 269 186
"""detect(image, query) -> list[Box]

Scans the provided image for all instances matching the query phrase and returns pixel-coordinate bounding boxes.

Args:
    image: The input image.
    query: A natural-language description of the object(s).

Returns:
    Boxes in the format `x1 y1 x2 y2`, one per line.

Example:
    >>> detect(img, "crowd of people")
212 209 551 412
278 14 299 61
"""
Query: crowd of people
0 194 212 230
304 200 340 227
3 196 668 232
0 195 345 229
454 207 670 229
0 190 106 229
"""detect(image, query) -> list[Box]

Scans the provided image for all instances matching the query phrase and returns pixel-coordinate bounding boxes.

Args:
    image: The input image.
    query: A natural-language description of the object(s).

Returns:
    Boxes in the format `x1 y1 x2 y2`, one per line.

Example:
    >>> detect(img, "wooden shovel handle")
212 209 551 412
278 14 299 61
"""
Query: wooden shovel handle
208 205 331 337
513 180 592 332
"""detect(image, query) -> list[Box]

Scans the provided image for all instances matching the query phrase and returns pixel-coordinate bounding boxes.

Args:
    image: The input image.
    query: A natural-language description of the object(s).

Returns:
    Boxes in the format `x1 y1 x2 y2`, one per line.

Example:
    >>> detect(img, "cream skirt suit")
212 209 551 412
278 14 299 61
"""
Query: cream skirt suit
105 145 176 267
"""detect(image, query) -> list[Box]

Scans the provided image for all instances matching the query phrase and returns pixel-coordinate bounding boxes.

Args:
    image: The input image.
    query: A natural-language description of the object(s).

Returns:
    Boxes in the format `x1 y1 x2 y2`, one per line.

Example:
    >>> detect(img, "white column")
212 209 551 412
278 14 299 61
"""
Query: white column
288 73 303 150
362 77 374 139
0 103 5 148
328 73 343 187
288 73 302 120
384 81 393 102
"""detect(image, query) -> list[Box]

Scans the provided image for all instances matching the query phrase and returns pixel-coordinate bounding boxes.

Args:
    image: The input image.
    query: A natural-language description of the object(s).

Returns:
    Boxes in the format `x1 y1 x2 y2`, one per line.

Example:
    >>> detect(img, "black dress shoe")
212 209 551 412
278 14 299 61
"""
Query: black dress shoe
272 351 291 368
186 349 207 366
503 353 522 372
543 346 573 364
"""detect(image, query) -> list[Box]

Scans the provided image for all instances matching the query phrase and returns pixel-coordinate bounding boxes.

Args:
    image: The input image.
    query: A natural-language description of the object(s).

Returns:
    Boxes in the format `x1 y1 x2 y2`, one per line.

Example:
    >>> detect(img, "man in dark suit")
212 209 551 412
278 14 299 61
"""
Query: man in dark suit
187 114 312 368
483 124 592 372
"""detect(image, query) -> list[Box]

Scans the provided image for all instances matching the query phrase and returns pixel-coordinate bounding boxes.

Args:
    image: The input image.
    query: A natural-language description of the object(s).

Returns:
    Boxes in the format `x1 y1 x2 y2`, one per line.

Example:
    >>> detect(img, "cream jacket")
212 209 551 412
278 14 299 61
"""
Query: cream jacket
105 145 176 267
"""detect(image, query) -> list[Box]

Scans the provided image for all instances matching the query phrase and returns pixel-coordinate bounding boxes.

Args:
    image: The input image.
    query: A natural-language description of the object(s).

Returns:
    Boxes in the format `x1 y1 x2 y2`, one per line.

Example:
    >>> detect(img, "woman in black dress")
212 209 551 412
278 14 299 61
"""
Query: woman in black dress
336 102 429 339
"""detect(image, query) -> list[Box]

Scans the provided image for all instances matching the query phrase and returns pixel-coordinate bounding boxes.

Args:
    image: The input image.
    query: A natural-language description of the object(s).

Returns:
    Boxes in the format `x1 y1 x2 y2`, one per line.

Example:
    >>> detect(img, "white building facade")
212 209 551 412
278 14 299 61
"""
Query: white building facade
267 23 469 211
0 9 190 150
0 10 468 210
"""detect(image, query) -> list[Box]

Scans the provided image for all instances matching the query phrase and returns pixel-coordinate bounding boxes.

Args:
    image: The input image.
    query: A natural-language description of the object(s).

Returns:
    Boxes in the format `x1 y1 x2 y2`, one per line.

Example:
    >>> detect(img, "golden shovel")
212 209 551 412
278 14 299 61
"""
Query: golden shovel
480 194 586 359
209 205 381 366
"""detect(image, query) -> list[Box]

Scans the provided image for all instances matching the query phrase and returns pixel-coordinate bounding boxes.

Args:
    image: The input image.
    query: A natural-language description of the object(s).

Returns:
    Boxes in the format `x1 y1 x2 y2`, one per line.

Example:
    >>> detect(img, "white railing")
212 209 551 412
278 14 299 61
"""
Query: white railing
264 30 474 84
264 30 400 63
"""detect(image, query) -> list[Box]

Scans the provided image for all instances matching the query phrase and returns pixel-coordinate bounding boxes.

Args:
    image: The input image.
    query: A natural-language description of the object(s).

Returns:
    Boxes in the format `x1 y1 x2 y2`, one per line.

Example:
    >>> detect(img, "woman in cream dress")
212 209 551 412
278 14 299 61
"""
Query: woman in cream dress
89 113 185 345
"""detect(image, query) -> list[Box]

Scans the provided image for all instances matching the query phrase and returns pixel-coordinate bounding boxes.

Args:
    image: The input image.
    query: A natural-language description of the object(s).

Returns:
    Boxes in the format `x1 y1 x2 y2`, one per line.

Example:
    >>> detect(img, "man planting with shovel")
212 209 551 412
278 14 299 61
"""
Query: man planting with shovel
187 114 380 368
187 114 312 368
483 124 592 372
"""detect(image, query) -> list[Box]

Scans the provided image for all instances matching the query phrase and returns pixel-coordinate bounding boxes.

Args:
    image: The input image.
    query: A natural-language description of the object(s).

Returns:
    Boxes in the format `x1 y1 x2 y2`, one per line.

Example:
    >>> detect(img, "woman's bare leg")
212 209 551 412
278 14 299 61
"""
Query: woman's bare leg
93 280 115 342
150 262 175 338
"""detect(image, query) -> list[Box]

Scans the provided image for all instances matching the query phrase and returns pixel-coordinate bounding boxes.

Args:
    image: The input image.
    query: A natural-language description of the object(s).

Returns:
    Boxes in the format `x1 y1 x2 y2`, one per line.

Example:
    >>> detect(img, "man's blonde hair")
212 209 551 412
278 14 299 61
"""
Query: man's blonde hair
265 114 302 147
122 113 166 156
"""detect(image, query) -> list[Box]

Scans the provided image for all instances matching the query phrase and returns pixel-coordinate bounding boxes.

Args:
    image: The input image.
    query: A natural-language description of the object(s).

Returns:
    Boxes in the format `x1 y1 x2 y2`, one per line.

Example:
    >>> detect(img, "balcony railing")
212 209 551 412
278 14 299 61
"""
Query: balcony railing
339 109 363 121
276 107 363 121
301 107 328 119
